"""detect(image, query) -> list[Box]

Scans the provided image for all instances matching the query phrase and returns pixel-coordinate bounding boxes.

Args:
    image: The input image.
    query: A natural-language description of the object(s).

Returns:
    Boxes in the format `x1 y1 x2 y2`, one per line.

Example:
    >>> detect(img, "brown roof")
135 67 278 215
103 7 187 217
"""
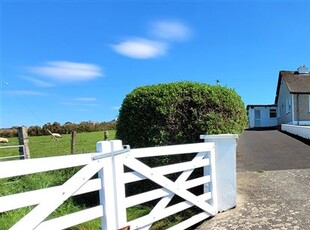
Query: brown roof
275 70 310 103
280 71 310 93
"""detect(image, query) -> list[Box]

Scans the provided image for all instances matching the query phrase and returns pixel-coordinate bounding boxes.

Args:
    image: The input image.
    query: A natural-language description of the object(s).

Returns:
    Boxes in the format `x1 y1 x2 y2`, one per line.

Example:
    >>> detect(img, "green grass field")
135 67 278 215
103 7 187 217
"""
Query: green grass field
0 130 116 160
0 130 191 229
0 131 115 229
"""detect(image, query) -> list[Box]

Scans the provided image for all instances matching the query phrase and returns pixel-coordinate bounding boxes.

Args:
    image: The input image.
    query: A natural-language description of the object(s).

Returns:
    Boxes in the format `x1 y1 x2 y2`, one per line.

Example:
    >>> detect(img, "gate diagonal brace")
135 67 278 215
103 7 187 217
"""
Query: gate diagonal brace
124 155 216 216
139 151 209 230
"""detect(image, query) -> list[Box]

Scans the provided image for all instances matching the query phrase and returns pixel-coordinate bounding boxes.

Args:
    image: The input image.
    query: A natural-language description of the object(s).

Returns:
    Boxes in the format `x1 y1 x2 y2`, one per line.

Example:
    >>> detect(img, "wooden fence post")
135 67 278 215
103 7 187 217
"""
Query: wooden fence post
103 130 109 140
71 131 77 154
18 126 30 159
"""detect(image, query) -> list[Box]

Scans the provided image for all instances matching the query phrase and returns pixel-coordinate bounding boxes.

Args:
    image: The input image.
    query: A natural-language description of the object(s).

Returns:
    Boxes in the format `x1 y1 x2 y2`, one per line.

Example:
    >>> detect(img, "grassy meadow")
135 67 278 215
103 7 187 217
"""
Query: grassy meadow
0 130 116 159
0 130 193 229
0 131 115 229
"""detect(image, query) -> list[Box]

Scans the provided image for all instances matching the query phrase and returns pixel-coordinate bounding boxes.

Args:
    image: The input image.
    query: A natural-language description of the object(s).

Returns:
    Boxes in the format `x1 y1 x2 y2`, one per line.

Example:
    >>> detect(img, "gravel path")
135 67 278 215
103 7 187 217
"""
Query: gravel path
197 130 310 230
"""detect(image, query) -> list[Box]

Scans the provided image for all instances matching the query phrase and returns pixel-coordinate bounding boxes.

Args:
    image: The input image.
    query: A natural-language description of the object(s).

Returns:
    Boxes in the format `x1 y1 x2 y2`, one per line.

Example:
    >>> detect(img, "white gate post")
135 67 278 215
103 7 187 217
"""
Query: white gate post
200 134 238 212
96 140 124 230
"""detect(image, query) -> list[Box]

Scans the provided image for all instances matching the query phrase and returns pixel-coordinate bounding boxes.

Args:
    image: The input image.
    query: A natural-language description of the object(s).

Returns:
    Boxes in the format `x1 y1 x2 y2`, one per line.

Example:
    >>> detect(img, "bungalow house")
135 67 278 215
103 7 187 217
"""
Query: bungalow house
275 65 310 125
247 65 310 128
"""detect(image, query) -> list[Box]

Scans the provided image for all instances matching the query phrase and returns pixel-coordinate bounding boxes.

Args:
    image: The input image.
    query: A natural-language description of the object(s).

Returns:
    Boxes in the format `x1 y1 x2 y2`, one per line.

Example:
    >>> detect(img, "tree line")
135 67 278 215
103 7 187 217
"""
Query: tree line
0 120 116 138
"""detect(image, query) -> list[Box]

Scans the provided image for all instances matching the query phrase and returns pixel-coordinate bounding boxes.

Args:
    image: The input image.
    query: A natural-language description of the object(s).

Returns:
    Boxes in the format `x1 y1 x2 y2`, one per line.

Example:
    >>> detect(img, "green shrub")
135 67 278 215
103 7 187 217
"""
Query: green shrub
116 81 247 148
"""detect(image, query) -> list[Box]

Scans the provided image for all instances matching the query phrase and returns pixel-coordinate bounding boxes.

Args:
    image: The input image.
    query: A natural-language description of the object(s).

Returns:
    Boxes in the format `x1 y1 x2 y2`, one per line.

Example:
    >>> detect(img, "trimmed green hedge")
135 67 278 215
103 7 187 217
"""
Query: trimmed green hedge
116 81 247 148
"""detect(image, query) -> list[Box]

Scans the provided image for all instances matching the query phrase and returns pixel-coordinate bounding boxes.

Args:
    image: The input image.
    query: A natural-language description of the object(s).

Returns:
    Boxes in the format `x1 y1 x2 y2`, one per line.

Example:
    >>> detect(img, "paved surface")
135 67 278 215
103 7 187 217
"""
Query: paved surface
197 130 310 230
237 130 310 172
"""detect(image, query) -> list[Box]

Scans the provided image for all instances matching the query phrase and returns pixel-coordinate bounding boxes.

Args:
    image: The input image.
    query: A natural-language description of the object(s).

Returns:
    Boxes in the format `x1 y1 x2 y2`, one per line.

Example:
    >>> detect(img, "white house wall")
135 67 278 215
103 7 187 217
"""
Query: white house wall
248 106 278 128
277 79 293 124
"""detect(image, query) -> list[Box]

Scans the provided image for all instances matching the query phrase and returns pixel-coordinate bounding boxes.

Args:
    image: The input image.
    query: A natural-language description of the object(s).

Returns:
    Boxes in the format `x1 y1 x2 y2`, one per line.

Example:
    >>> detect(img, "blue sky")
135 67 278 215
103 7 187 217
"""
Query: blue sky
1 0 310 128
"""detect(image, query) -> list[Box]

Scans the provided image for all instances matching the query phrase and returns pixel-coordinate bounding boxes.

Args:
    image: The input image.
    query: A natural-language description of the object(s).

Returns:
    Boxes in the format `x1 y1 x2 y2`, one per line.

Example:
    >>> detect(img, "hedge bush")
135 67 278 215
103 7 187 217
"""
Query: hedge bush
116 81 247 148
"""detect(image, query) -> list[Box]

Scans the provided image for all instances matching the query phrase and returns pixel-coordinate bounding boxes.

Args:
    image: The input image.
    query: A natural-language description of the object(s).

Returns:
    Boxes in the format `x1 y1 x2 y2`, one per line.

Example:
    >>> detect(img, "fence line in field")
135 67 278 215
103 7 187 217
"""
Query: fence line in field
0 145 25 160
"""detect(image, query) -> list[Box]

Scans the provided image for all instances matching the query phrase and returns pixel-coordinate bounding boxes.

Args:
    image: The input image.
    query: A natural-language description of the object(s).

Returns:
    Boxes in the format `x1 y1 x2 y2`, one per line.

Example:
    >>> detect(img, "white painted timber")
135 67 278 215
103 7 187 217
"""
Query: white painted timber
1 138 235 230
125 175 211 208
96 140 125 230
0 178 101 213
0 153 94 179
10 159 104 230
124 158 210 183
137 151 210 230
124 157 216 215
130 142 214 158
127 192 212 229
36 205 103 230
167 212 211 230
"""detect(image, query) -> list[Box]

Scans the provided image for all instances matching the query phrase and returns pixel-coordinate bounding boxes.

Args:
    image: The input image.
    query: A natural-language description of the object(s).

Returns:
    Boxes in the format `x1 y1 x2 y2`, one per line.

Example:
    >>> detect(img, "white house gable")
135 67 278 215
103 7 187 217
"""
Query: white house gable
277 78 293 124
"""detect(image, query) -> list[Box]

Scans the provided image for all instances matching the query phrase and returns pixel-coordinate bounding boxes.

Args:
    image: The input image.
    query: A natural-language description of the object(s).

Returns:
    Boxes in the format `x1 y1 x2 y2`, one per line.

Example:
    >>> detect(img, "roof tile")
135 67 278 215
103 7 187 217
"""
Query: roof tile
281 71 310 93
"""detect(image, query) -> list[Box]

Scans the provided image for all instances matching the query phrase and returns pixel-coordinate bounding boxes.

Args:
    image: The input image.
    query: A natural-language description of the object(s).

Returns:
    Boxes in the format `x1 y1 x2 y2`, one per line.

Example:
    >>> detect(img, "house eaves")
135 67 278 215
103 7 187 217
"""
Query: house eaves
275 71 310 104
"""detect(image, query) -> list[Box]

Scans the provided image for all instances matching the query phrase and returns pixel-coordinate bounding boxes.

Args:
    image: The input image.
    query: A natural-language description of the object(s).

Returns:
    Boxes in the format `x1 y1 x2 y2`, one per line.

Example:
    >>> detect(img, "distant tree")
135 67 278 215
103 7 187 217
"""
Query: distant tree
42 122 53 135
63 122 76 134
28 126 43 136
52 122 61 133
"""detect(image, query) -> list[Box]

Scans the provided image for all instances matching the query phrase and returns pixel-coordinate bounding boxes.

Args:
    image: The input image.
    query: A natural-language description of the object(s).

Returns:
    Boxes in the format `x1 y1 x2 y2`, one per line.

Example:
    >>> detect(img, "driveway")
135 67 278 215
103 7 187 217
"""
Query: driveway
197 130 310 229
237 130 310 172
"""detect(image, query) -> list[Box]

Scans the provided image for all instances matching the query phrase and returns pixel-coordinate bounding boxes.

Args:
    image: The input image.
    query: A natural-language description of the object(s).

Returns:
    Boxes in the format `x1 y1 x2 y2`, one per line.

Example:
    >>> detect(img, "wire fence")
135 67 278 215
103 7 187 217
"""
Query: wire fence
0 130 114 160
0 145 25 161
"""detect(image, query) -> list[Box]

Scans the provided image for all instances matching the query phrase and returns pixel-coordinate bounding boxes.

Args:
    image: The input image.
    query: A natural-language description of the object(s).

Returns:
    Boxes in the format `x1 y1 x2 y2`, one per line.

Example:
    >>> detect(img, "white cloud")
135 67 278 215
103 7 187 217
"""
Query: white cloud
29 61 103 82
72 97 96 102
111 106 121 111
22 76 55 87
4 90 47 96
151 20 191 41
112 38 168 59
60 102 99 107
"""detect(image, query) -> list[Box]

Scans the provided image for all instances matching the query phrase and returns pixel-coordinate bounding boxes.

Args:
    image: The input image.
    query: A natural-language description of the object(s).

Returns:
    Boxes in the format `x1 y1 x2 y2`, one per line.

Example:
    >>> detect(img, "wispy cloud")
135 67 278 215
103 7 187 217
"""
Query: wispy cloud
151 20 191 41
60 97 99 108
4 90 47 96
72 97 97 102
60 102 99 107
111 106 120 111
29 61 103 82
22 76 55 87
111 19 191 59
112 38 167 59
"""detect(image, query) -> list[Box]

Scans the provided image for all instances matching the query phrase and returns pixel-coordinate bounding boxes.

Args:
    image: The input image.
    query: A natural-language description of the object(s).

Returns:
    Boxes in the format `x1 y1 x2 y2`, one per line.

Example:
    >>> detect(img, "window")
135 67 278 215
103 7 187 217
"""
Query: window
286 99 291 113
309 96 310 112
270 109 277 118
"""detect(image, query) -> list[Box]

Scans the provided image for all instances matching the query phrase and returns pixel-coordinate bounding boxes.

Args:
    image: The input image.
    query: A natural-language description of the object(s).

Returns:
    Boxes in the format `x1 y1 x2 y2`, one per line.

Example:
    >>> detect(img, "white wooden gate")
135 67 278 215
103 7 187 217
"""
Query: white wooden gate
0 140 219 230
